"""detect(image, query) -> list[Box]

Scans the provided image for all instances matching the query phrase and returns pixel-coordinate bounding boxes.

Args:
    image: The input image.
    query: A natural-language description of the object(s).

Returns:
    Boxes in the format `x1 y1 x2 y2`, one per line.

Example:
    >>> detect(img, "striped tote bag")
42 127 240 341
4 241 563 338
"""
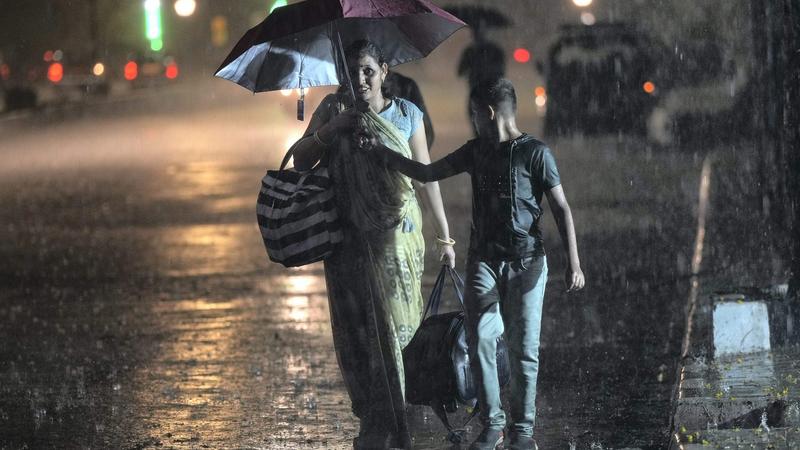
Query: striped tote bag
256 150 342 267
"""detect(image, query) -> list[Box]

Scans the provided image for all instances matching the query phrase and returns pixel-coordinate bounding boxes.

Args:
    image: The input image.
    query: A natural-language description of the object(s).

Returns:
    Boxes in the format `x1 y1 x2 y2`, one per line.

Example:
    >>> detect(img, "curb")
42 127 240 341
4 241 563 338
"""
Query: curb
669 286 800 449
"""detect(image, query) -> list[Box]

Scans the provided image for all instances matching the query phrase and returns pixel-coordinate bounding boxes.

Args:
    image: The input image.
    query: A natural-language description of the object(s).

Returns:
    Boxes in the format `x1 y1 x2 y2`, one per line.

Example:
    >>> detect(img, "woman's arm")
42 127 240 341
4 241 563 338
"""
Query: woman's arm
408 124 456 268
292 95 357 171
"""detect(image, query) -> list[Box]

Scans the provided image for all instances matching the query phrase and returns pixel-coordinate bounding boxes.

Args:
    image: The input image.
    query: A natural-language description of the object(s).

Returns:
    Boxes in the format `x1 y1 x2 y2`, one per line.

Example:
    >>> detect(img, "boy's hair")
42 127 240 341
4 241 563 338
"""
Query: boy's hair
469 78 517 114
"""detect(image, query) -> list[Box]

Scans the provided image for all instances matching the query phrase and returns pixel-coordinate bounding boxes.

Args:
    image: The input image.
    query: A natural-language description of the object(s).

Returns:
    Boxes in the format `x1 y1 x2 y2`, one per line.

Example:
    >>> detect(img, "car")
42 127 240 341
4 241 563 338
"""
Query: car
47 54 111 96
542 22 666 137
645 39 748 146
124 53 180 88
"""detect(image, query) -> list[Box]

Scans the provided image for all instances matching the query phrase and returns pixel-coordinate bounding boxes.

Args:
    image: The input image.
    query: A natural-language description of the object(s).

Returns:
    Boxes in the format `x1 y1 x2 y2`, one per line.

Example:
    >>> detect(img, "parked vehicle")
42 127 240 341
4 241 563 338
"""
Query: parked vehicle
542 22 666 137
124 53 180 88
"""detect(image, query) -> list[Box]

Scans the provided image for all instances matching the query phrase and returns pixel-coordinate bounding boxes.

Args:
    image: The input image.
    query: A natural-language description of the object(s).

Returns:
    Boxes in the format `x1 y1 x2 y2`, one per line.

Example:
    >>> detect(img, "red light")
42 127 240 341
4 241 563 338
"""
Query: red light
643 81 656 94
124 61 138 81
534 86 546 97
165 63 179 79
0 64 10 81
43 50 54 62
513 48 531 63
47 63 63 83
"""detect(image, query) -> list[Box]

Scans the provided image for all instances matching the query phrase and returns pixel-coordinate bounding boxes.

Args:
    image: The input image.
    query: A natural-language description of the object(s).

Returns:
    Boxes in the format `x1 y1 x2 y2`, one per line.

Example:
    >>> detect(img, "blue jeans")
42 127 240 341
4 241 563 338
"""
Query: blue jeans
464 255 548 437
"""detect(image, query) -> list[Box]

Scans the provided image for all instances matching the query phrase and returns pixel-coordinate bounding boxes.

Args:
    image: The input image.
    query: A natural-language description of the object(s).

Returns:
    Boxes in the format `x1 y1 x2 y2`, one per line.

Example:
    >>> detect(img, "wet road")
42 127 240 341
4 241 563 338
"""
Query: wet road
0 79 782 449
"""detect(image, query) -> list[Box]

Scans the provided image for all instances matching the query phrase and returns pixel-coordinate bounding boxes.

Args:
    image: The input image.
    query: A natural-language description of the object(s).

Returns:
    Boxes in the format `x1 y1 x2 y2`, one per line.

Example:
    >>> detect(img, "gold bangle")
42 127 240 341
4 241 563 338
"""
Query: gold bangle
313 130 329 147
435 236 455 246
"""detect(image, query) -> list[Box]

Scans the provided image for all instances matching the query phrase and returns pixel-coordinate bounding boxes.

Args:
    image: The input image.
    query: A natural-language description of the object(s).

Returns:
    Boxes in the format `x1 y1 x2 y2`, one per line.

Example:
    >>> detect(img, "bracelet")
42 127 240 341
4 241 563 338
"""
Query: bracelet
313 130 329 147
435 236 455 246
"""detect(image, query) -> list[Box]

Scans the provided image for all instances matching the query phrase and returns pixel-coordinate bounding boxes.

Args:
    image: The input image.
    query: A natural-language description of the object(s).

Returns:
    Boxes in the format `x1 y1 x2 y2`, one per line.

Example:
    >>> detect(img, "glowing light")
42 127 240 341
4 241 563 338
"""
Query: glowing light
573 0 592 6
513 48 531 63
124 61 138 81
580 12 596 25
165 63 179 79
211 16 229 47
47 63 63 83
270 0 288 13
92 62 105 76
145 0 162 39
280 89 294 97
535 96 547 107
534 86 546 97
643 81 656 94
150 38 164 51
173 0 196 16
43 50 54 62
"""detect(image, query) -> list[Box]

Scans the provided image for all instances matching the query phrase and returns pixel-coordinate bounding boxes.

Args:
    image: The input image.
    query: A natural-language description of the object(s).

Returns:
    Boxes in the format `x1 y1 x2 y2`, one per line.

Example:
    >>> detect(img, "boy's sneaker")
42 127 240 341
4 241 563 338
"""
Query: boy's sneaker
505 432 537 450
469 427 504 450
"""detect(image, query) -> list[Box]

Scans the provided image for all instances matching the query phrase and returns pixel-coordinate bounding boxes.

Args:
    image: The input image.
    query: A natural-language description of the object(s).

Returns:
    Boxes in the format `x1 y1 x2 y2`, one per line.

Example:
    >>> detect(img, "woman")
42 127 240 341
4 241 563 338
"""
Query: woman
291 40 455 449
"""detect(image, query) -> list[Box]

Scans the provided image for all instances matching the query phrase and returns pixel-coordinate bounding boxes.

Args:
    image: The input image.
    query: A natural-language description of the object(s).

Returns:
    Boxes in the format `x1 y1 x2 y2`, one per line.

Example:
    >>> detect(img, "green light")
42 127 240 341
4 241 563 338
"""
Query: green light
270 0 288 13
150 38 163 51
145 0 162 41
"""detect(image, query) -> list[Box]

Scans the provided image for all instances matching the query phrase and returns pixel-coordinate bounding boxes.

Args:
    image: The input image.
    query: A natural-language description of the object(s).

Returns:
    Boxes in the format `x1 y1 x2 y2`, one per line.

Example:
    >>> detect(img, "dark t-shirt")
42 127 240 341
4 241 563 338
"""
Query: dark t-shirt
443 134 560 260
386 133 560 260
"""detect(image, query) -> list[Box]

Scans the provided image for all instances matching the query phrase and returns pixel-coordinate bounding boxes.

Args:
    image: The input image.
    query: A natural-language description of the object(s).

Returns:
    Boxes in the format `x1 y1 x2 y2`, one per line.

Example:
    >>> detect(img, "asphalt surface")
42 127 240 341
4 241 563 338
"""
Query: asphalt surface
0 79 787 449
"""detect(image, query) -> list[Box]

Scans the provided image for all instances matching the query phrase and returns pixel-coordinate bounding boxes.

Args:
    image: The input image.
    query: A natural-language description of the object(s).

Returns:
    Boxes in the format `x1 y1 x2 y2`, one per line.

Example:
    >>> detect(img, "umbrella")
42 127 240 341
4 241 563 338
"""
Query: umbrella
215 0 465 95
443 5 512 30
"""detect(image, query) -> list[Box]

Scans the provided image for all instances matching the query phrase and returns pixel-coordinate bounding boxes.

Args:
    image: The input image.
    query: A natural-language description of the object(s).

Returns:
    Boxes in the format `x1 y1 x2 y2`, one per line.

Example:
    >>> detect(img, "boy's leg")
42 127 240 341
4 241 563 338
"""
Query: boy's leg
464 259 506 431
500 255 548 438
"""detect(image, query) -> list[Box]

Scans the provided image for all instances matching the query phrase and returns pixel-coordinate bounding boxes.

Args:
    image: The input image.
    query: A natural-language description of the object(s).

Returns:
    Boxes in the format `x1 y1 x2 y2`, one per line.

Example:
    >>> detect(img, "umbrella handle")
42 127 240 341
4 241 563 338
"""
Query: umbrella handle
331 25 358 104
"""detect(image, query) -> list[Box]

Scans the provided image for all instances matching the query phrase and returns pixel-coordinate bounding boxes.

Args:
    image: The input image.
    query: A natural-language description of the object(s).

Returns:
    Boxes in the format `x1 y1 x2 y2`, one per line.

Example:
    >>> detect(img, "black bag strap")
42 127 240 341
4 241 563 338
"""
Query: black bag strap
421 265 447 319
422 266 467 320
277 146 295 172
432 401 481 444
447 266 466 310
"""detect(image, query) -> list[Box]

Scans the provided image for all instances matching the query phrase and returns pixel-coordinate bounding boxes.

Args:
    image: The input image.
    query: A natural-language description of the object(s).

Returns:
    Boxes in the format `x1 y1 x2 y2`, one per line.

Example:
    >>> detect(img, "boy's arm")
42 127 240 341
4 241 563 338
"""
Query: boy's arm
376 144 467 182
545 185 585 292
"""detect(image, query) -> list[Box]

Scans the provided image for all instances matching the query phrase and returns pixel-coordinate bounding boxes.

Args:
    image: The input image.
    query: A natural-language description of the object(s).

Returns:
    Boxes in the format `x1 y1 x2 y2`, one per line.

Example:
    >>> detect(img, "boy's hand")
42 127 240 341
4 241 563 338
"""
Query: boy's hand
566 267 585 292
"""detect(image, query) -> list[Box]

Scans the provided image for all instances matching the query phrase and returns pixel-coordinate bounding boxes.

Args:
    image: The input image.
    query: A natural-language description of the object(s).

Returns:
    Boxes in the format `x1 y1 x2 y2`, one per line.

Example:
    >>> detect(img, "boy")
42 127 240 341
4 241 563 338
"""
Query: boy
376 78 585 450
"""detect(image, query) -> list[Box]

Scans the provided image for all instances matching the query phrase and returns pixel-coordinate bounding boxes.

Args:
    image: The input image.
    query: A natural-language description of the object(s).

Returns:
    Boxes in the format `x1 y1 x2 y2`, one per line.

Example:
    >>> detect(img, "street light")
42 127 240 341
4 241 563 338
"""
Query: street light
573 0 592 7
174 0 196 17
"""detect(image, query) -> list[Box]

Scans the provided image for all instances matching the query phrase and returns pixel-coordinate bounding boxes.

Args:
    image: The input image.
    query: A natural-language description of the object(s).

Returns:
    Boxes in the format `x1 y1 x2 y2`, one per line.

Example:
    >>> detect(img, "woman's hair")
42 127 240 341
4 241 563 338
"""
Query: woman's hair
338 39 390 99
344 39 386 66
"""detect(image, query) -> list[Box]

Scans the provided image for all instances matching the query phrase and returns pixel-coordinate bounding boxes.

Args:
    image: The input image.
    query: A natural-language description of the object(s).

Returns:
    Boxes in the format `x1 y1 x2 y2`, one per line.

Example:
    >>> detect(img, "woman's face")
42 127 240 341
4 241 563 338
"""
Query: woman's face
348 54 387 102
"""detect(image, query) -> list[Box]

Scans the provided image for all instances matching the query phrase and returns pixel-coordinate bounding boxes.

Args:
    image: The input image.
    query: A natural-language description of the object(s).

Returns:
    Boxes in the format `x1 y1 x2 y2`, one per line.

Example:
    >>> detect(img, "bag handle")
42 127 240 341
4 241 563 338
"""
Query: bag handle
422 266 466 320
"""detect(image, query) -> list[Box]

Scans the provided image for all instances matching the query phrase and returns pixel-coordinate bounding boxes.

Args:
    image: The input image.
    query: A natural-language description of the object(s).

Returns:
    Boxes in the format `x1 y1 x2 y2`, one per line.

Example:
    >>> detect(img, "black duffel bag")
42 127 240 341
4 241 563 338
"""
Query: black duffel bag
403 266 510 443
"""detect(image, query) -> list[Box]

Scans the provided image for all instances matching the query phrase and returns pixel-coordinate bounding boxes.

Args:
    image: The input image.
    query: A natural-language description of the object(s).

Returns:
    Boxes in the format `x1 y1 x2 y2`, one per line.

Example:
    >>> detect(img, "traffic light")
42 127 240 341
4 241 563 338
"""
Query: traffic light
144 0 163 51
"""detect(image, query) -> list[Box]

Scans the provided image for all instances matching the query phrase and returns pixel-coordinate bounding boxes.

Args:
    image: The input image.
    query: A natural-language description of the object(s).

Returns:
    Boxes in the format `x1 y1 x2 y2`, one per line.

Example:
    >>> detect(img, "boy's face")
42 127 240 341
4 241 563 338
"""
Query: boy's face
469 99 495 138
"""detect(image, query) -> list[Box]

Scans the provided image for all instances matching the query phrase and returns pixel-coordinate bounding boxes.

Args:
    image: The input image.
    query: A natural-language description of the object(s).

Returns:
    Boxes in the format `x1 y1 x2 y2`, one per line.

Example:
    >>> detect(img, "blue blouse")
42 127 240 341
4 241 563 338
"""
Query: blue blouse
378 97 423 141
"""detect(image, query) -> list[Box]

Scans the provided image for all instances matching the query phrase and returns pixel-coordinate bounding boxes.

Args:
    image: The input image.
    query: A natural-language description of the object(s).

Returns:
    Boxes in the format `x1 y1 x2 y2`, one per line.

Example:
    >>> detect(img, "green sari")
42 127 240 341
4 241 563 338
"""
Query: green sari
324 108 424 448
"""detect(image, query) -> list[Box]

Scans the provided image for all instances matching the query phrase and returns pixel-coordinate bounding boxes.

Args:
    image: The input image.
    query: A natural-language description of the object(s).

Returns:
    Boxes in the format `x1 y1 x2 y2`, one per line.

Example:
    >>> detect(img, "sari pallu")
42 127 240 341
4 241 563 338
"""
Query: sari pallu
324 109 424 449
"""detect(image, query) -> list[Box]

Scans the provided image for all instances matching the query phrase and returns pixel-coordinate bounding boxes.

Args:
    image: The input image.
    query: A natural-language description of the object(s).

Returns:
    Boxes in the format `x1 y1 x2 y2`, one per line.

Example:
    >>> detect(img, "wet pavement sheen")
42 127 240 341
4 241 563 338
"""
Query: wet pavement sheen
0 81 783 449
